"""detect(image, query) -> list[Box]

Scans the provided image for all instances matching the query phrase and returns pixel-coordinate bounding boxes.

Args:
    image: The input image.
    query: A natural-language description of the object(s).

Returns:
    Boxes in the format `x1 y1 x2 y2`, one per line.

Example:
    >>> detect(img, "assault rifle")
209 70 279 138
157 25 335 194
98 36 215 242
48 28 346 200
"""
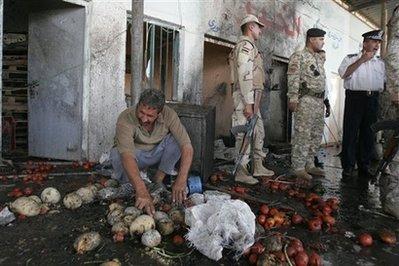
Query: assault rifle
231 90 262 176
371 119 399 183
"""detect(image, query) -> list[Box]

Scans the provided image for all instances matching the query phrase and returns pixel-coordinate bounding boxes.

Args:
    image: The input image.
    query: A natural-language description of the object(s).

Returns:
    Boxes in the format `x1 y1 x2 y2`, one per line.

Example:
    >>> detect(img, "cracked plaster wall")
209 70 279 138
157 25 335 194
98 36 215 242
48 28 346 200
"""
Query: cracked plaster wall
86 0 127 160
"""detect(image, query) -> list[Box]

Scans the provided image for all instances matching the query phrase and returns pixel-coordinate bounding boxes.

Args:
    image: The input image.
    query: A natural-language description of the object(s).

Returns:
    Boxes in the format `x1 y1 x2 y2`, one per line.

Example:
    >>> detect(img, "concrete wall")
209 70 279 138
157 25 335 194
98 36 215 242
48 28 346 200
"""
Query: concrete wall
0 1 3 154
52 0 374 160
203 0 373 144
86 1 127 160
81 0 373 159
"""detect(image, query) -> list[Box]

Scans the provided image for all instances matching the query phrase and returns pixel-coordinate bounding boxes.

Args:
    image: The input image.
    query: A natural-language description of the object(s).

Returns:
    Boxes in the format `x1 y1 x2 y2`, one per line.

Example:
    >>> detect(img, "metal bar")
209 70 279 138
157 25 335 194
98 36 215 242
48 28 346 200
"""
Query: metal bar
131 0 144 106
159 26 163 91
172 29 179 101
150 24 155 88
165 29 169 96
144 22 148 80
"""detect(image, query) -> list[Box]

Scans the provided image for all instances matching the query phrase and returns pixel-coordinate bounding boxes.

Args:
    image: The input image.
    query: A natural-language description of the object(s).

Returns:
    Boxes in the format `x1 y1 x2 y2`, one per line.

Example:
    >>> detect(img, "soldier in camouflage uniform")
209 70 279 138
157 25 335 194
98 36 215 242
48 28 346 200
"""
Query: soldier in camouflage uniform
287 28 327 180
380 5 399 219
229 14 275 185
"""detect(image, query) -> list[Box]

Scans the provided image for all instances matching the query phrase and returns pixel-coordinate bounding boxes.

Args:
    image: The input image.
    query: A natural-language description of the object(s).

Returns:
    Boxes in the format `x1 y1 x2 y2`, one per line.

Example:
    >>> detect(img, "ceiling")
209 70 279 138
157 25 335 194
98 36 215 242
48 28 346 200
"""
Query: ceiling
341 0 398 28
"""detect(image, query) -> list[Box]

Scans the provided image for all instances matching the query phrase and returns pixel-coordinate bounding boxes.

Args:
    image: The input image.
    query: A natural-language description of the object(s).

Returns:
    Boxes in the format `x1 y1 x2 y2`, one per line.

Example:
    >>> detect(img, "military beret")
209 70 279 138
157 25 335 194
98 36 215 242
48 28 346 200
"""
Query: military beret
362 30 384 41
306 28 326 38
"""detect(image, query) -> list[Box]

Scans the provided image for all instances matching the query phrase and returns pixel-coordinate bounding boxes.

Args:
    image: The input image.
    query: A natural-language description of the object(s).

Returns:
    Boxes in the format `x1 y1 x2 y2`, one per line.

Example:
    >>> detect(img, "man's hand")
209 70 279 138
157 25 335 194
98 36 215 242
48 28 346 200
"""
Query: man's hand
243 104 254 119
135 188 155 216
360 51 374 63
172 177 187 204
288 101 298 112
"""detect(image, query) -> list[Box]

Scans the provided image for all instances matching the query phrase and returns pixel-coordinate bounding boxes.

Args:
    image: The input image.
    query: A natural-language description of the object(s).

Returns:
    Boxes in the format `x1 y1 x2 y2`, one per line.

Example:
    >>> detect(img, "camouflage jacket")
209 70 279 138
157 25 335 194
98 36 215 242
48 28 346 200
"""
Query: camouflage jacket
287 47 326 103
386 5 399 102
229 36 265 105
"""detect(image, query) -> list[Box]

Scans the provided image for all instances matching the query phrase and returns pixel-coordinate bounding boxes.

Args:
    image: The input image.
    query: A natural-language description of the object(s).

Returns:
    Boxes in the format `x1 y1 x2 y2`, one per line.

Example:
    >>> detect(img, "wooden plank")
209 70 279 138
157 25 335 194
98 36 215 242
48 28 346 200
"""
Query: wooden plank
2 104 28 111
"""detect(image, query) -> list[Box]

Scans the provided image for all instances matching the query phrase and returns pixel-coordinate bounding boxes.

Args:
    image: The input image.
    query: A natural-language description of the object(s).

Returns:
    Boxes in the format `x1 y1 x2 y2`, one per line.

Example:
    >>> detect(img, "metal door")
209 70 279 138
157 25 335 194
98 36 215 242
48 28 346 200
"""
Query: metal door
28 8 85 160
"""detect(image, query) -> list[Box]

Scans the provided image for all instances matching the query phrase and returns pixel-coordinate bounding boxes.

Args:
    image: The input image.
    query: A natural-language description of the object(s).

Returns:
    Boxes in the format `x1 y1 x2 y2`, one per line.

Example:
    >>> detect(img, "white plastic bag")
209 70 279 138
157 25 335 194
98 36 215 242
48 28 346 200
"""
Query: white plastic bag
185 199 255 261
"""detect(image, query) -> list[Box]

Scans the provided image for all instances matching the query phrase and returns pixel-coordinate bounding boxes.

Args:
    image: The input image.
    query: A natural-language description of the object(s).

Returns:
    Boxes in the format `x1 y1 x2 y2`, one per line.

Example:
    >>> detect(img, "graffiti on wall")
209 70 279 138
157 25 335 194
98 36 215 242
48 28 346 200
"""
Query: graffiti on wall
314 19 343 49
245 1 302 39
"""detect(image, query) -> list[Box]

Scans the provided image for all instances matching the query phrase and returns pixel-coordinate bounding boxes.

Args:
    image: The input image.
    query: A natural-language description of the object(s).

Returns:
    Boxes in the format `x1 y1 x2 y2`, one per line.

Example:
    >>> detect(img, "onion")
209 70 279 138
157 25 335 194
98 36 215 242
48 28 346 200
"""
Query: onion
379 229 396 245
73 232 102 254
40 187 61 204
141 229 161 247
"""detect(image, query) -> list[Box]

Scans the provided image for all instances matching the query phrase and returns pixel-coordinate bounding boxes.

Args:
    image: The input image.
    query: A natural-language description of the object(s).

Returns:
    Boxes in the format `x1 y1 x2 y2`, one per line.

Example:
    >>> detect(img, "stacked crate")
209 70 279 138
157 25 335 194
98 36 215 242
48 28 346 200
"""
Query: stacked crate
2 33 28 154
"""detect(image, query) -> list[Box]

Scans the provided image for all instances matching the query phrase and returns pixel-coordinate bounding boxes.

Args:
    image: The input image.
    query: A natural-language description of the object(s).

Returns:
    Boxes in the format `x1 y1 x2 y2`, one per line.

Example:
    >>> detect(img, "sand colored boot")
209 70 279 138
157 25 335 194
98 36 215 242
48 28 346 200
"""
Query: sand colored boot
306 162 325 176
235 165 259 185
294 169 312 180
253 159 275 177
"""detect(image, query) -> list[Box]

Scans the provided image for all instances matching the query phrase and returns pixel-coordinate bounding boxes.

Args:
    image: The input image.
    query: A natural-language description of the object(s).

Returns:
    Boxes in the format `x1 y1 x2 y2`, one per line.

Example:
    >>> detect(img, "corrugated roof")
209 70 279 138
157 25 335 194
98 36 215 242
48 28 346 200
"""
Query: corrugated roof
342 0 398 28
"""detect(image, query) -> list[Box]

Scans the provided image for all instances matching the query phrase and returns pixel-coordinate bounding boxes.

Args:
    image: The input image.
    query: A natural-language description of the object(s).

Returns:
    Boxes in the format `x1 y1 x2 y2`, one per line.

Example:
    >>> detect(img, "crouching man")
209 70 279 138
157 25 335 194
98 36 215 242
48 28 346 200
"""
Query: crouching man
110 88 193 216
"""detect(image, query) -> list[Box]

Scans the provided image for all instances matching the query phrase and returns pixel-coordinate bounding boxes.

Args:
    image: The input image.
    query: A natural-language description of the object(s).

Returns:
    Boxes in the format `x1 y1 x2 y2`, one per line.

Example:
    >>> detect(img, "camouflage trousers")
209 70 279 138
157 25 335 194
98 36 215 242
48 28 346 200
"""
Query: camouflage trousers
291 95 324 170
232 91 266 166
379 94 399 218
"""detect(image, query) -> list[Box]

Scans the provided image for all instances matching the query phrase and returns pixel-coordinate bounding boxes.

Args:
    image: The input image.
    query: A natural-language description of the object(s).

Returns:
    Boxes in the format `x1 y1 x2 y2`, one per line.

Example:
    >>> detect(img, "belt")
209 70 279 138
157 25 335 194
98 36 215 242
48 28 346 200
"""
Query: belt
346 90 379 97
299 87 325 99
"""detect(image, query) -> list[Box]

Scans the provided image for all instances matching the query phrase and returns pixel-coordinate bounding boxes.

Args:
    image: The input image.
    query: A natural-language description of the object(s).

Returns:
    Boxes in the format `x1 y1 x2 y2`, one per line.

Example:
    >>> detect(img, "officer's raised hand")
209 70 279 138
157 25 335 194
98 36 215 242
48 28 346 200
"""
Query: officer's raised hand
360 51 374 63
288 101 298 112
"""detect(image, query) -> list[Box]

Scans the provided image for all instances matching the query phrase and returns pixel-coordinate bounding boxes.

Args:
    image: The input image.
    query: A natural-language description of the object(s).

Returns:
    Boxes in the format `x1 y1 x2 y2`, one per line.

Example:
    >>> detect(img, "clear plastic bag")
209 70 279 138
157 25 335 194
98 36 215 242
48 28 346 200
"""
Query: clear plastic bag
185 199 255 261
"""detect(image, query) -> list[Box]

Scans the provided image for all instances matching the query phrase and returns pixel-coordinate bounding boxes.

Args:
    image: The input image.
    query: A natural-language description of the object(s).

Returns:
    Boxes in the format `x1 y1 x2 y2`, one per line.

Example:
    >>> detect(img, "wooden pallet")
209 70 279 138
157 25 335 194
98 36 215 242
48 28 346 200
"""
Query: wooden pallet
3 55 27 66
2 36 29 153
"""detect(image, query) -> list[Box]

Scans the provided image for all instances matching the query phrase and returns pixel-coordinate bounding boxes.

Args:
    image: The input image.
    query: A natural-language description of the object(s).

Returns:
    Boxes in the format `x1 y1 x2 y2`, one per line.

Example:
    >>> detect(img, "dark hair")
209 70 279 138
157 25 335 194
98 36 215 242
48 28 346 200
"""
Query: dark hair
241 23 248 34
306 35 311 44
138 88 165 112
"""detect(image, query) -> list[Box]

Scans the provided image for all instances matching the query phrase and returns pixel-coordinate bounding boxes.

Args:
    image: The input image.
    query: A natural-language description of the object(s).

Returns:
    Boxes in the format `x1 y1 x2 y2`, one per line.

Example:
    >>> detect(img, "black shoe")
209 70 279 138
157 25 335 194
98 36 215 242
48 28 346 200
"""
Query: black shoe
358 167 373 180
342 167 355 182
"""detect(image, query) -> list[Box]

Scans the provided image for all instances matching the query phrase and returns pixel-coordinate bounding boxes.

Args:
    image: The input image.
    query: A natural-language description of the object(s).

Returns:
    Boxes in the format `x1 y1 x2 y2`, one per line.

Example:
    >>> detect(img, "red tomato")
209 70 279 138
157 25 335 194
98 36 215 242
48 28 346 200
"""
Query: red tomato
292 214 304 225
295 251 309 266
257 214 267 225
250 242 265 254
248 253 258 264
358 233 373 247
113 232 124 242
23 187 33 196
259 204 269 215
309 251 322 266
172 235 185 245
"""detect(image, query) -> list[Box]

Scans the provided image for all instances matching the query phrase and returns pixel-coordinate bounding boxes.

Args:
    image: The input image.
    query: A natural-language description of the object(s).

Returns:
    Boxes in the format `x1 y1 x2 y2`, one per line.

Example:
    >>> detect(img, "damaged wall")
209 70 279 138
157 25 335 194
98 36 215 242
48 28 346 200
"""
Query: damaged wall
85 1 127 160
82 0 373 160
203 0 372 144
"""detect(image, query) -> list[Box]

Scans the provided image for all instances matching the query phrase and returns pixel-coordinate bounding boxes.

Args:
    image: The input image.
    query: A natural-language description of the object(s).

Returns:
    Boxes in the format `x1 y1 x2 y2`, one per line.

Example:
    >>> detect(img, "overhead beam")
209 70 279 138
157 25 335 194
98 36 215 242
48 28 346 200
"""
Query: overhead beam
349 1 380 12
